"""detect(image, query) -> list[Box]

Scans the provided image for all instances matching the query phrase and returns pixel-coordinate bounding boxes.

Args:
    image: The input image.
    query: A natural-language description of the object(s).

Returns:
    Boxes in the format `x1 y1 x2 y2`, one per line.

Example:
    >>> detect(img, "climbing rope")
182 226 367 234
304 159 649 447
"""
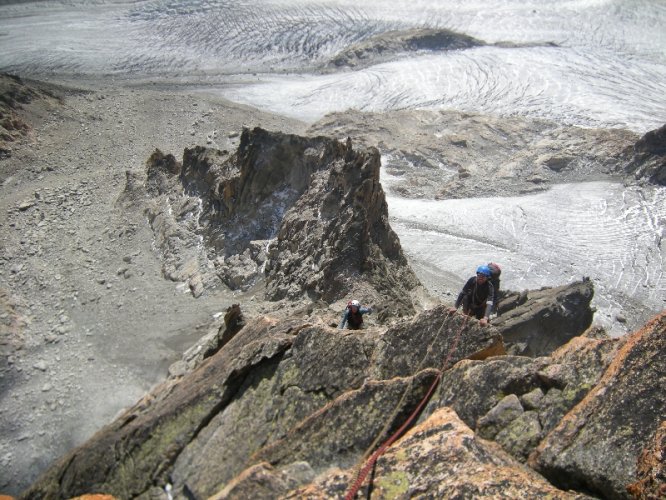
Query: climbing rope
344 312 470 499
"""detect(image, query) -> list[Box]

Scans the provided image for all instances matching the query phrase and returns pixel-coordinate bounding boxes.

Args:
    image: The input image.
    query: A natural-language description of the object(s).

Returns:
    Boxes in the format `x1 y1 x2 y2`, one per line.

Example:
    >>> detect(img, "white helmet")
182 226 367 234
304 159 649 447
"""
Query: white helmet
351 300 360 308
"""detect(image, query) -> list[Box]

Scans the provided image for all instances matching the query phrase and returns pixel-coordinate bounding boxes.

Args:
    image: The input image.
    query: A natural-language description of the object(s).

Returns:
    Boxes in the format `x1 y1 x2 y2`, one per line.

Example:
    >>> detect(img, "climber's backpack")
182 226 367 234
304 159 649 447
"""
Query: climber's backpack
488 262 501 279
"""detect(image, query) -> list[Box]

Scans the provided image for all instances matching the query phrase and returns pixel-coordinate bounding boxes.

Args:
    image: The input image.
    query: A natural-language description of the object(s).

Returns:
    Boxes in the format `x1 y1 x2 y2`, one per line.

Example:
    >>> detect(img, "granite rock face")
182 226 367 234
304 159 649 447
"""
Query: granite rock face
21 308 502 499
24 294 666 500
292 408 593 499
429 330 620 464
530 312 666 499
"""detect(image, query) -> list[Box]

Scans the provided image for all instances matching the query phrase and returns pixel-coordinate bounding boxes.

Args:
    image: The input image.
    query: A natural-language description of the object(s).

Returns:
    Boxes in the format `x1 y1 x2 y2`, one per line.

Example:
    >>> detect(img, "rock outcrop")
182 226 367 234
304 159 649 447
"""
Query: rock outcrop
21 308 502 499
327 28 484 69
120 127 420 319
624 123 666 185
0 73 61 158
494 279 595 356
289 408 592 499
429 327 620 464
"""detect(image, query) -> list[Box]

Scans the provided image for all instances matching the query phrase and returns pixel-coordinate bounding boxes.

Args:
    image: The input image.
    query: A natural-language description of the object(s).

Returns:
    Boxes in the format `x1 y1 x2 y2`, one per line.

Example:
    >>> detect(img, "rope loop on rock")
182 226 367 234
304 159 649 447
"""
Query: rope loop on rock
345 312 469 499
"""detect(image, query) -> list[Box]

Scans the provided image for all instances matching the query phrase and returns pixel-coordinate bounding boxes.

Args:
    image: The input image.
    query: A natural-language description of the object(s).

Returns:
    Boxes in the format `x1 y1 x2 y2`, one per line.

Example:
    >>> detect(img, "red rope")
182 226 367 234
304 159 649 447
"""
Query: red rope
344 314 468 499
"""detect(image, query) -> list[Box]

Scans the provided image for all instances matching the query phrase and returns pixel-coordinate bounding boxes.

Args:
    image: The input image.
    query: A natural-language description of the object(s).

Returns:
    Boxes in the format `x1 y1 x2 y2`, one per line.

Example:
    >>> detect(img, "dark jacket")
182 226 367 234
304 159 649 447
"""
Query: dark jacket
339 306 371 329
455 276 495 319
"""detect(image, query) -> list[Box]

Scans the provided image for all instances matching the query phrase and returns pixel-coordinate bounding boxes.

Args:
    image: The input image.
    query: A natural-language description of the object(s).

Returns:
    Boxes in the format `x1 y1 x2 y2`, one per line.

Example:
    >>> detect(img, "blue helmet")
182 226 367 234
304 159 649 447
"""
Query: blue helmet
476 265 491 277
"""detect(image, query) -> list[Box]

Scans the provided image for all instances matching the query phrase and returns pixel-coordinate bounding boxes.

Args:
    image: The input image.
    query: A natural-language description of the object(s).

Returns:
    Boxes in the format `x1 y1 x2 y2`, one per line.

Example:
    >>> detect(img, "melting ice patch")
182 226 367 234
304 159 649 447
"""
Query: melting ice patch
387 181 666 336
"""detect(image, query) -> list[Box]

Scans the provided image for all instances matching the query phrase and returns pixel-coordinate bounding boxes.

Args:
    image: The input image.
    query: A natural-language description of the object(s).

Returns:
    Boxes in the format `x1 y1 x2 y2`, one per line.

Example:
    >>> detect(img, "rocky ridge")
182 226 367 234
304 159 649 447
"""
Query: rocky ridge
1 74 664 498
21 299 666 499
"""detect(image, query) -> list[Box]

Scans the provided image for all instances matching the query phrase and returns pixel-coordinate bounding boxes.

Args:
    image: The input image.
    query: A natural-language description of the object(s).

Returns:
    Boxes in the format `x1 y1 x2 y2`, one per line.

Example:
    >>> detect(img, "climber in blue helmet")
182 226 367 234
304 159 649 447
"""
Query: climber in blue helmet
448 265 496 326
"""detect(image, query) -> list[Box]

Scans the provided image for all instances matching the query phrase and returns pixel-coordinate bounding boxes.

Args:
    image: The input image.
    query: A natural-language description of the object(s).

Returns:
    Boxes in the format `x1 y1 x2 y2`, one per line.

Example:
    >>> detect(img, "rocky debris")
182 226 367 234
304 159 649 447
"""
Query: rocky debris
308 109 640 199
624 123 666 185
122 127 421 320
493 279 595 356
530 311 666 499
327 28 484 70
0 73 63 158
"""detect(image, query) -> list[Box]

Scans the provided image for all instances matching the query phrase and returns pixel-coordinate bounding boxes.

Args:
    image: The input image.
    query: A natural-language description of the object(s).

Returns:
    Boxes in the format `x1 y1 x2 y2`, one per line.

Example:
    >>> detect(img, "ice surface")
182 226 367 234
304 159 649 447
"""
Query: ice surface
1 0 665 132
387 181 666 336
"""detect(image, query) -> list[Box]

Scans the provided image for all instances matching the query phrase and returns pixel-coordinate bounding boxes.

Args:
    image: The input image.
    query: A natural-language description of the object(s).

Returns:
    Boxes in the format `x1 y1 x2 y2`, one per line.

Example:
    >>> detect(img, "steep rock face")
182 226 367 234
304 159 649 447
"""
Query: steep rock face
530 311 666 499
624 123 666 185
28 292 665 500
169 310 502 497
121 127 420 317
493 279 595 356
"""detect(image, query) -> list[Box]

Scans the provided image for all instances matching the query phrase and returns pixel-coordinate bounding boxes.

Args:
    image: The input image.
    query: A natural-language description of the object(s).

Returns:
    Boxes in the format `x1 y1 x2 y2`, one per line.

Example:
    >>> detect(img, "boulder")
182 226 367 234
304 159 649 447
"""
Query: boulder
529 311 666 499
425 330 619 464
370 305 505 379
493 279 595 356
